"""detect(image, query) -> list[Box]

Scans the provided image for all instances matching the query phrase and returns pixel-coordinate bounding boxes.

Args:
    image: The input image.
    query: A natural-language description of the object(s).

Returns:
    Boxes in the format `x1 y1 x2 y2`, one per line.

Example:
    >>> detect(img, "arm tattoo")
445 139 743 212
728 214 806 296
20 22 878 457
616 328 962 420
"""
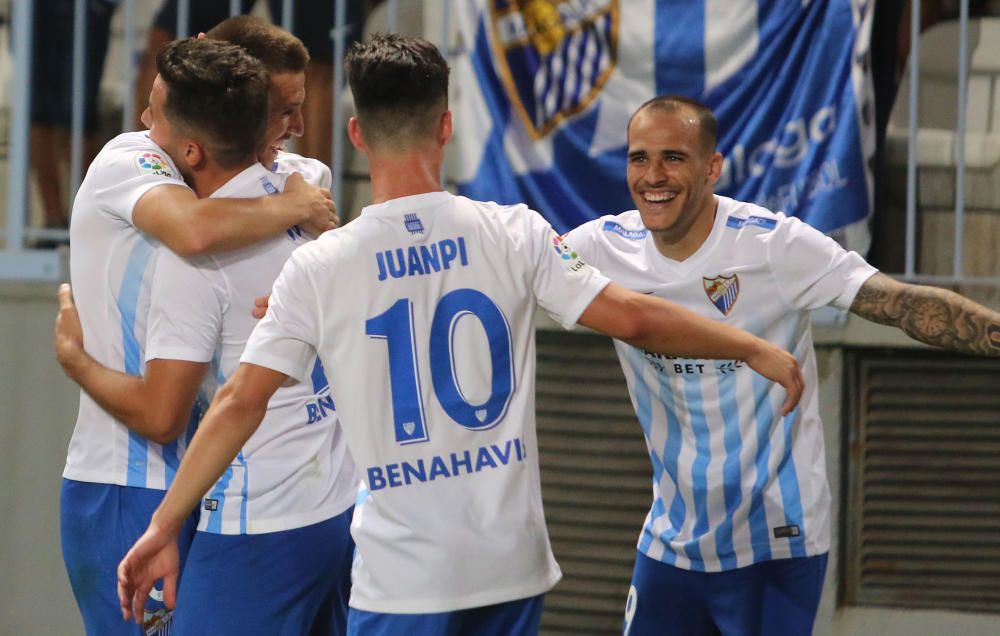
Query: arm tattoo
850 273 1000 356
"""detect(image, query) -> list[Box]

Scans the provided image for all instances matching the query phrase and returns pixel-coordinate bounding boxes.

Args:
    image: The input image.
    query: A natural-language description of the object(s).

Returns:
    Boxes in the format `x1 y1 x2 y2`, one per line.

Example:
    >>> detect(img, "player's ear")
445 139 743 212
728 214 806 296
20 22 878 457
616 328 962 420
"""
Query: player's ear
707 151 723 186
347 117 367 152
182 140 205 170
439 110 452 147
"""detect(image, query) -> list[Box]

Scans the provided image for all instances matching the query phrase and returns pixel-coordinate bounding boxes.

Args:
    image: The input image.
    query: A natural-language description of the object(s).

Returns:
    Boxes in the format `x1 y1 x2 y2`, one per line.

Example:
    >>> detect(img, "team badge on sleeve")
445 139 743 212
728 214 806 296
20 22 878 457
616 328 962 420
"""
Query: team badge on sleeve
703 274 740 316
134 152 175 178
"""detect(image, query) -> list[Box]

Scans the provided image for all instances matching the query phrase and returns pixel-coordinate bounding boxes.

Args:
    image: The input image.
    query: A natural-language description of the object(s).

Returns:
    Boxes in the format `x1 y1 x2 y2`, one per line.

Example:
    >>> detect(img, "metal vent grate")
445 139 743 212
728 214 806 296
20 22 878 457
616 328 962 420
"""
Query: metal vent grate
535 330 651 634
844 348 1000 614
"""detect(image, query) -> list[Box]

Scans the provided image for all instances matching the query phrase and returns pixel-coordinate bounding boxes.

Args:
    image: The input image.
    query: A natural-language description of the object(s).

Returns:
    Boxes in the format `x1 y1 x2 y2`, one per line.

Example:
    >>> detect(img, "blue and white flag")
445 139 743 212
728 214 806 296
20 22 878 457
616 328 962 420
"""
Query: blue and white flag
452 0 875 253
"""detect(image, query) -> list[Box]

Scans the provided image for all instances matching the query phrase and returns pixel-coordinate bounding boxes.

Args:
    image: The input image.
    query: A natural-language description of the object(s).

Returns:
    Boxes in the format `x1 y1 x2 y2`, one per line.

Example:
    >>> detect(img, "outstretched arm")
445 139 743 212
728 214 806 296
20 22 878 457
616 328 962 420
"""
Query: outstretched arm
117 362 287 624
54 284 205 443
850 273 1000 356
578 282 804 414
132 173 337 257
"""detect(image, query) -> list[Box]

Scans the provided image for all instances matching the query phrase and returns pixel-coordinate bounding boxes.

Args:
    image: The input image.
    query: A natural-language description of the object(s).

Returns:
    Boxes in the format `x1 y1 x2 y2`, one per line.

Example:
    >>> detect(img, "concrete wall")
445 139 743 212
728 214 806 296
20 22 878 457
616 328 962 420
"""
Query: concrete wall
0 281 84 634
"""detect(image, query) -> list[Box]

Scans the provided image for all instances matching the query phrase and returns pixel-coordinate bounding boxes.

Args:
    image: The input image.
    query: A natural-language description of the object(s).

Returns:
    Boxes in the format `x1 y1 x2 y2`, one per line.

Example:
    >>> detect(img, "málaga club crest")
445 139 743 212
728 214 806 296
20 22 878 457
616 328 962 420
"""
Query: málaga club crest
488 0 619 139
703 274 740 316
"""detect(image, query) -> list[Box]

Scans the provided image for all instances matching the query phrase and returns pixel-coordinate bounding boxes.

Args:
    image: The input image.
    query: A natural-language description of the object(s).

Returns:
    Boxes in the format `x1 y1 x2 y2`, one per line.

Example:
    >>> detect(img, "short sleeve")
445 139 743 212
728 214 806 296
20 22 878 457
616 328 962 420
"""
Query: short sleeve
275 153 332 189
769 216 878 311
93 142 186 225
241 248 321 382
562 220 604 270
145 250 225 363
524 209 611 329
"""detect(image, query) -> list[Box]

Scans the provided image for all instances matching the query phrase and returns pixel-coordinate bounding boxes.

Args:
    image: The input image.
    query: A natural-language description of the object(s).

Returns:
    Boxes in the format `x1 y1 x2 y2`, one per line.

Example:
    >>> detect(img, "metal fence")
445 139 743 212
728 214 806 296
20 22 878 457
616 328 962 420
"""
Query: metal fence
0 0 993 287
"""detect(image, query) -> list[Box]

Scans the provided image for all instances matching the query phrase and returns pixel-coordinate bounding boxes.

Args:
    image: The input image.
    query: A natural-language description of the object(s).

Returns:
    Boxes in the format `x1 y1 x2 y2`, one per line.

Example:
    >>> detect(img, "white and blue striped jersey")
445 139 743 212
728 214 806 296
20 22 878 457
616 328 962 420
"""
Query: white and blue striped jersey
145 161 357 535
64 132 188 489
241 192 611 613
564 196 877 572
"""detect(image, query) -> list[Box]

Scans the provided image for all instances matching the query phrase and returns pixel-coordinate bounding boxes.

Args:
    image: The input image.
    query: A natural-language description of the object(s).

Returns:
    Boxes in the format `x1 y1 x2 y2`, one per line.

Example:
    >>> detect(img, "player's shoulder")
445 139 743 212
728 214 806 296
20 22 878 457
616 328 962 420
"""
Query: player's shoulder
563 210 648 261
290 224 360 270
580 209 647 241
93 131 181 182
718 196 788 233
273 151 331 188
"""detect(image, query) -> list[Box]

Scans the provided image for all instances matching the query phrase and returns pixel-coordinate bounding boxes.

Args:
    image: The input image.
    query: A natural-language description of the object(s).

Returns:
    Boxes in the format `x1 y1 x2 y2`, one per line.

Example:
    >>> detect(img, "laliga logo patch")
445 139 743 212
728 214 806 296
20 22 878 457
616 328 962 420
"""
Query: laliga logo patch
552 234 577 260
135 152 174 178
489 0 619 139
703 274 740 316
552 234 586 272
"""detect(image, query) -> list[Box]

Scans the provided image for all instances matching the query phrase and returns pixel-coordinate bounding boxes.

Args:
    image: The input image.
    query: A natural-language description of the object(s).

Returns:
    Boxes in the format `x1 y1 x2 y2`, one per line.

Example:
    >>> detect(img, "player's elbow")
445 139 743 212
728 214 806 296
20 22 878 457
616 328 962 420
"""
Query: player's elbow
614 305 657 344
143 412 190 445
163 230 214 258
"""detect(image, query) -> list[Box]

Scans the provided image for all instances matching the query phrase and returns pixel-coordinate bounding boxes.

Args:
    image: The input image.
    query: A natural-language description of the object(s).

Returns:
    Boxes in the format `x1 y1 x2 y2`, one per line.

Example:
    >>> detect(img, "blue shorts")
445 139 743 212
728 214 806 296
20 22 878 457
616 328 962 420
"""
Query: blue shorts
60 479 198 636
172 506 355 635
624 551 828 636
348 594 544 636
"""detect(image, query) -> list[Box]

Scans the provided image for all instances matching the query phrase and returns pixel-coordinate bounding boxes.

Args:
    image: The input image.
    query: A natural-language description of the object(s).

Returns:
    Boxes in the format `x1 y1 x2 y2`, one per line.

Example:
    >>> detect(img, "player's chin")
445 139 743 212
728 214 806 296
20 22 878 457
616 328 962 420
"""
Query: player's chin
258 146 280 166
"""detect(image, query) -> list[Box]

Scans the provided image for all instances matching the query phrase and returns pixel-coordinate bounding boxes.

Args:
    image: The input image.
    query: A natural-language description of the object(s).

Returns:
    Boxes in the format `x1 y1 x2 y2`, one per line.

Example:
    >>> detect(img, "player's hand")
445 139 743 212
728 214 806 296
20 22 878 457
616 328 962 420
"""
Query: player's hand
54 283 85 371
117 521 180 624
744 340 804 416
284 172 339 236
251 294 270 319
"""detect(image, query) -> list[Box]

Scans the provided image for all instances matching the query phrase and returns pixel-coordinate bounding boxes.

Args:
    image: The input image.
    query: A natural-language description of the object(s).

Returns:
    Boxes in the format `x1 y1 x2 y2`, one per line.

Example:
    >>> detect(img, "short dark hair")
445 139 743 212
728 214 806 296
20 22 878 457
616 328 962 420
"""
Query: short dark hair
156 38 269 169
345 33 450 150
630 95 718 154
206 15 309 74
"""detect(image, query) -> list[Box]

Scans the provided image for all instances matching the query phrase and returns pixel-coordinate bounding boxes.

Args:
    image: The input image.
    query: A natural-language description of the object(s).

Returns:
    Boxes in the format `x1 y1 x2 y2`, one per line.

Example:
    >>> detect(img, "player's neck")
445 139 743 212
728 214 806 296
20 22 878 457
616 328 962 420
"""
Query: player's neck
368 150 444 205
651 197 718 262
190 161 255 198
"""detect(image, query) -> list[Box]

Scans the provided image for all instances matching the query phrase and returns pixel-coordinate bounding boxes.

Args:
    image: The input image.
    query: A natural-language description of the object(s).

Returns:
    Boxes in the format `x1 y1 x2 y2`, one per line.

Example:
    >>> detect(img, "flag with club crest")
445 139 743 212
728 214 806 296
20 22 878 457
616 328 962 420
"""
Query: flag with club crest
451 0 875 253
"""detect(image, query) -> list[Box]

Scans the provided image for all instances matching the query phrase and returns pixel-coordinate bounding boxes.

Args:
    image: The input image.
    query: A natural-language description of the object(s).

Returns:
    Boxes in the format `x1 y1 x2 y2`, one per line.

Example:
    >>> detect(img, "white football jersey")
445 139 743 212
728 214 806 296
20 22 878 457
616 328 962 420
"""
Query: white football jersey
242 191 611 613
145 162 357 535
564 196 877 572
273 150 332 189
65 132 188 489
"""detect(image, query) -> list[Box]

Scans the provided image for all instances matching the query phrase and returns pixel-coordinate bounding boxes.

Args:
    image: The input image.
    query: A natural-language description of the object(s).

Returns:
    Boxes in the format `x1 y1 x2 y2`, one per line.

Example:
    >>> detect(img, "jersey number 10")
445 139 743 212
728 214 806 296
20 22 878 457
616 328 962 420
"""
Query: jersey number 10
366 288 515 445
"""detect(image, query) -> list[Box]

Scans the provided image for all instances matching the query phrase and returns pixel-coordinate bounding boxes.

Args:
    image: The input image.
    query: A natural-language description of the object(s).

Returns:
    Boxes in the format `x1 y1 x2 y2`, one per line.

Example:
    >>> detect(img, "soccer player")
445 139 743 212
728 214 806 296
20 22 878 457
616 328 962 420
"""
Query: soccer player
57 38 334 636
115 34 804 635
562 96 1000 636
56 21 358 635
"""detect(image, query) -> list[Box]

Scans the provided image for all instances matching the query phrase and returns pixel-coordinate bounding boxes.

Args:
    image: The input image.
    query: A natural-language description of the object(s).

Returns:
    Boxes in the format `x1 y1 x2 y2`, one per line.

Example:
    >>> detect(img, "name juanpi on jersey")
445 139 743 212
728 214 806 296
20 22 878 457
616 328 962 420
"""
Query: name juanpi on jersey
375 236 469 282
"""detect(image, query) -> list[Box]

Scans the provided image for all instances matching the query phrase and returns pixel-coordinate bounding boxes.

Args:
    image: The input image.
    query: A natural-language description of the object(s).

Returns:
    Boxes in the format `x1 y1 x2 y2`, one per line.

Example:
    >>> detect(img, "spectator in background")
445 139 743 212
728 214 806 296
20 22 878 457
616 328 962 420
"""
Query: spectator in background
29 0 116 246
133 0 366 163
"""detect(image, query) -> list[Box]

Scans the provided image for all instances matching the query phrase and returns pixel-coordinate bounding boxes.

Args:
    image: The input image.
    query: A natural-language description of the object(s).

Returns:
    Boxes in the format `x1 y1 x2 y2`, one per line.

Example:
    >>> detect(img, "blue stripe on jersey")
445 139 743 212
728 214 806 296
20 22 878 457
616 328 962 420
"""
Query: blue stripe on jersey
205 466 235 533
623 348 669 558
624 347 683 565
712 370 743 569
681 374 707 571
189 393 209 446
624 349 662 553
237 452 249 534
118 238 156 487
211 345 227 386
162 440 178 485
747 375 775 563
655 365 689 565
774 406 807 558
